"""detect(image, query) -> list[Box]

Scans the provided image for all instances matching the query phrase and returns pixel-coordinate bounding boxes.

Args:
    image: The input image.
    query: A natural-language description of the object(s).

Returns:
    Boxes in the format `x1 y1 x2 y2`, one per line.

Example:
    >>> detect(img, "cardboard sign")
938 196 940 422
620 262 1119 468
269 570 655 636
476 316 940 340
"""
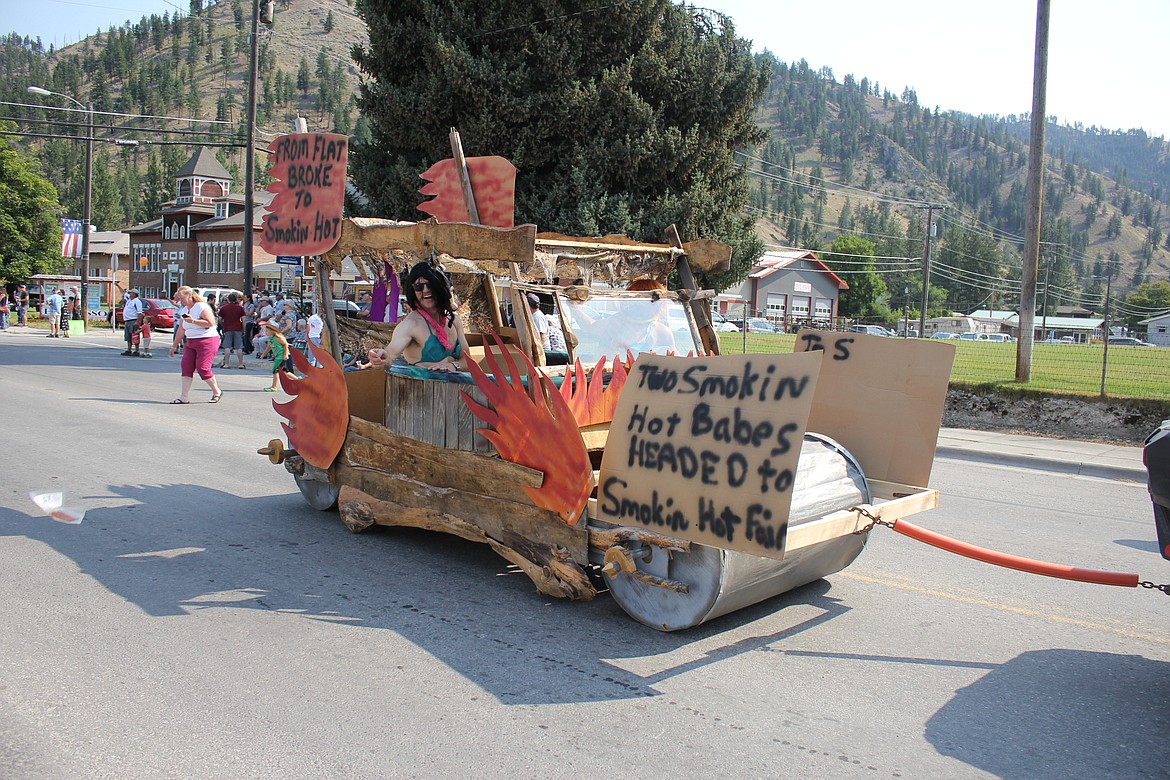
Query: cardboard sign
597 352 823 559
794 330 956 487
261 133 348 257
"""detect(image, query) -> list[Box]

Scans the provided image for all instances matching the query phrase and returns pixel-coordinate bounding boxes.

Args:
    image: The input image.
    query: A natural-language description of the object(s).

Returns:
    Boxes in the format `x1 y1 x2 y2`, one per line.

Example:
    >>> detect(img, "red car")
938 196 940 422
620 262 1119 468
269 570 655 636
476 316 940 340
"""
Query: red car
115 298 176 329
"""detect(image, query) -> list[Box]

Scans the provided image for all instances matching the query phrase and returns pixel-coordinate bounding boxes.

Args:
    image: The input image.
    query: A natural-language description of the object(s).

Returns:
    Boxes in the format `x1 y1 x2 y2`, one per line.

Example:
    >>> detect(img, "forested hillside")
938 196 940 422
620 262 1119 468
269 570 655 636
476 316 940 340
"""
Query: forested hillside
2 2 1169 320
0 0 365 233
745 55 1170 320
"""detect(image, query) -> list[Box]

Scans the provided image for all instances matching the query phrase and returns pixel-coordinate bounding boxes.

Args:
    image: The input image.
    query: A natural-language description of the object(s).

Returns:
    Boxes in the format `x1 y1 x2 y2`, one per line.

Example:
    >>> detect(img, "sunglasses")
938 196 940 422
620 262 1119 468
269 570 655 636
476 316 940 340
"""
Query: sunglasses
412 280 430 292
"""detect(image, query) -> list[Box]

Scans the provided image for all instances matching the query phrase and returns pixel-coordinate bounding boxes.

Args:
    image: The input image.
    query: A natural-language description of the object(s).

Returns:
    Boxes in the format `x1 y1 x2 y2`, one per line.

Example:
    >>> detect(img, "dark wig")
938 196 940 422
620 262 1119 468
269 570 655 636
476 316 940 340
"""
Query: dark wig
403 261 455 325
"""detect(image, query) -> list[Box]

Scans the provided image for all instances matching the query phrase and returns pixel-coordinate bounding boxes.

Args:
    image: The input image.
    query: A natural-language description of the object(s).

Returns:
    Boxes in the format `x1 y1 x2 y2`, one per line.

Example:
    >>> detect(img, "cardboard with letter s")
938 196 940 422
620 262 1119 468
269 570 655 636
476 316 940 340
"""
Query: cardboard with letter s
597 332 955 560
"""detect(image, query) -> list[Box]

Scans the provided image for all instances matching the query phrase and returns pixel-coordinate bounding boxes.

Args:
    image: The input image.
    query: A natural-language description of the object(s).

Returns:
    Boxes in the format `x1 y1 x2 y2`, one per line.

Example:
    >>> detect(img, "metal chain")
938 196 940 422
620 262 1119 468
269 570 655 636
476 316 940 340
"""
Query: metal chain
1139 581 1170 596
851 506 896 535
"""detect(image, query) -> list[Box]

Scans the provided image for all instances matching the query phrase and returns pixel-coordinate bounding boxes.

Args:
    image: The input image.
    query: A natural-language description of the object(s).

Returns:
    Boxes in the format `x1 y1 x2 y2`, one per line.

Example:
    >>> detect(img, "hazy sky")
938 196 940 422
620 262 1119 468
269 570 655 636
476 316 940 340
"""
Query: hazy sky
9 0 1169 138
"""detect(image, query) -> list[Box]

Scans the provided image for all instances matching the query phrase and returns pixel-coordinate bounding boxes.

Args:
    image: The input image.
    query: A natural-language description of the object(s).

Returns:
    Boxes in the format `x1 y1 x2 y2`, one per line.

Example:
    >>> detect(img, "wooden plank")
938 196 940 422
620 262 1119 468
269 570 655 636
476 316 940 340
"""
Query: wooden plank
334 465 587 564
481 274 505 332
785 486 939 553
324 220 536 268
509 263 544 366
348 416 541 488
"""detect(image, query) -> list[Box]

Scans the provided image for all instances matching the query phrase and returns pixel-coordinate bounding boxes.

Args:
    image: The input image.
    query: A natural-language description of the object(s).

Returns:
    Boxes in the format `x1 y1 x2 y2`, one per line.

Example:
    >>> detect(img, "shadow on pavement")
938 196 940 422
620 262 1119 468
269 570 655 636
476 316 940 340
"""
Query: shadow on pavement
925 648 1170 779
0 484 850 706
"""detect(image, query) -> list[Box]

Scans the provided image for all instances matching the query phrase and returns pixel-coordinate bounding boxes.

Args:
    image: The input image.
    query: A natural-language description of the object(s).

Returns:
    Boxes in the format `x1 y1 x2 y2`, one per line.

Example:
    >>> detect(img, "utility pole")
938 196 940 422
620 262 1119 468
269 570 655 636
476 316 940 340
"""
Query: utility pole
241 0 265 297
1016 0 1051 381
1100 270 1112 397
918 204 937 339
28 86 92 332
1040 252 1051 339
81 101 92 333
903 284 910 337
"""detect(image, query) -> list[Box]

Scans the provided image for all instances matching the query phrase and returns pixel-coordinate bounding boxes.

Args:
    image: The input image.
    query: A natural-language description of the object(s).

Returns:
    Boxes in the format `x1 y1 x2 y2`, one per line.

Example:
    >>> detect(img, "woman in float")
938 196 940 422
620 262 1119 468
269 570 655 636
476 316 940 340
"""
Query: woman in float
367 261 469 374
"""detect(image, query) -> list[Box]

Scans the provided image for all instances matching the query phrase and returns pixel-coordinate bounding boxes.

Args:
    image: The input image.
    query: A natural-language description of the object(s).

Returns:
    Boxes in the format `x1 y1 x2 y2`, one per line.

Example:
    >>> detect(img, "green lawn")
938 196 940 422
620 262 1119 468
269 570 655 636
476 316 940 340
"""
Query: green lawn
717 333 1170 400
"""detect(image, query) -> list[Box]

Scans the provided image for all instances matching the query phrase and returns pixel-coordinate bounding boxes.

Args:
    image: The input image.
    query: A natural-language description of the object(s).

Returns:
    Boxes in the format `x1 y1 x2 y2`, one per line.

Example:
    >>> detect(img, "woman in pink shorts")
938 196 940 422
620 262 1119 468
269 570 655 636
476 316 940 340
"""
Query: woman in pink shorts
168 286 223 404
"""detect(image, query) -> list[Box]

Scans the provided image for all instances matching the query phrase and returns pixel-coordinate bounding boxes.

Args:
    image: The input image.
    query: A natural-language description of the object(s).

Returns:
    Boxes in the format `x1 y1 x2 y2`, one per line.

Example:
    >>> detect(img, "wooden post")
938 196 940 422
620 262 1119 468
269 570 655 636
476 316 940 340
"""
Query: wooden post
449 127 481 226
315 257 341 358
665 224 720 355
510 264 545 366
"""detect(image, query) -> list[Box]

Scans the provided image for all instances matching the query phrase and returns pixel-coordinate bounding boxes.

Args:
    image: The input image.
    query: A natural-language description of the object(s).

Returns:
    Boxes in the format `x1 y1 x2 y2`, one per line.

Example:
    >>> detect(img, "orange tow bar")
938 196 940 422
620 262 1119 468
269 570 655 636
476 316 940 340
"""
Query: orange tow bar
890 519 1141 588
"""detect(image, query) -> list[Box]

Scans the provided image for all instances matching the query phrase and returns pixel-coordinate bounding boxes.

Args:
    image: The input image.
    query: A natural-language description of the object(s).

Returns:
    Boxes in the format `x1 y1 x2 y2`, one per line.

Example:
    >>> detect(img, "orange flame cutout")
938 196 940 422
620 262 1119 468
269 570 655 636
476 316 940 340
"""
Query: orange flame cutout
272 343 349 470
558 355 630 427
463 335 593 526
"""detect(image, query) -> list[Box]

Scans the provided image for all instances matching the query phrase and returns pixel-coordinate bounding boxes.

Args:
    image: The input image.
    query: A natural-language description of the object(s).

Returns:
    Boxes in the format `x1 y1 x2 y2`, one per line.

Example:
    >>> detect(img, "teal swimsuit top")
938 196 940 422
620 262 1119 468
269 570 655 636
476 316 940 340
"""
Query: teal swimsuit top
414 315 462 364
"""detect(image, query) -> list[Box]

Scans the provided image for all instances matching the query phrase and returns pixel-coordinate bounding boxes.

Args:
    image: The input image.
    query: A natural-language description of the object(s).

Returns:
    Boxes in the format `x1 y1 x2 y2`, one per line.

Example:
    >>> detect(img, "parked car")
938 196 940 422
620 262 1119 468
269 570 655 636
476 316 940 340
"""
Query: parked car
958 332 990 341
711 313 741 332
848 324 893 337
985 333 1016 343
745 318 777 334
1108 336 1154 346
931 332 958 339
194 287 244 305
115 298 176 329
334 299 362 318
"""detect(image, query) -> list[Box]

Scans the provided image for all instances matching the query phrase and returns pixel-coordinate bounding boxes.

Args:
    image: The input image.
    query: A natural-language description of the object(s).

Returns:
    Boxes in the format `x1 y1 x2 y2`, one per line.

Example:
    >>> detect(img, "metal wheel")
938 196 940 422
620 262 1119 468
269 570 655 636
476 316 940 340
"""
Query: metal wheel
294 474 340 511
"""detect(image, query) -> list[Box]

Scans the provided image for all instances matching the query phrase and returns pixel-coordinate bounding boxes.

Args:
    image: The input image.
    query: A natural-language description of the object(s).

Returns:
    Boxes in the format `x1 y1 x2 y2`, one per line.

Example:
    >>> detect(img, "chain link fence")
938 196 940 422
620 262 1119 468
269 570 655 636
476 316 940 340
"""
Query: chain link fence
712 313 1170 400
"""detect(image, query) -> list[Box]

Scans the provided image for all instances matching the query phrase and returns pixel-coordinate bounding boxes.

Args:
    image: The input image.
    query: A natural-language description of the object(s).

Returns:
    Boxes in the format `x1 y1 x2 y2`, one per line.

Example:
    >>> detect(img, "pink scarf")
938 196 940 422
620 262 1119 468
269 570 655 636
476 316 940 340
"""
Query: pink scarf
418 308 452 351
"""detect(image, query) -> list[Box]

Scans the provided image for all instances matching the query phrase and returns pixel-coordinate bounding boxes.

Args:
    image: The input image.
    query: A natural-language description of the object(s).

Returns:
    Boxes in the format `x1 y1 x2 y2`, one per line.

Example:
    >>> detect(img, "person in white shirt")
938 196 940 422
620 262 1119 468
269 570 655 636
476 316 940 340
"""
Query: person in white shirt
120 289 144 354
527 293 551 351
306 309 324 367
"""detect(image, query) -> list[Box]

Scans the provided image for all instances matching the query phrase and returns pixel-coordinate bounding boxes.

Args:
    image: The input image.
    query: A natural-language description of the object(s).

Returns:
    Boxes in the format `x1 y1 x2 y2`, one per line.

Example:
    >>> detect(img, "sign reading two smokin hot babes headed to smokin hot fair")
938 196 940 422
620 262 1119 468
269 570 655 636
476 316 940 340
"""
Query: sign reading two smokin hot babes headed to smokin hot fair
598 351 822 560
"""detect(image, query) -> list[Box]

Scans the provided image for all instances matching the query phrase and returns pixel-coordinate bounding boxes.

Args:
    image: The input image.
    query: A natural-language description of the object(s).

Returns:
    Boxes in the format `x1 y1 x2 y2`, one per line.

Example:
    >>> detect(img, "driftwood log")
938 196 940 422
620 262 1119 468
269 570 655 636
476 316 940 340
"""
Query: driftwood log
338 485 595 601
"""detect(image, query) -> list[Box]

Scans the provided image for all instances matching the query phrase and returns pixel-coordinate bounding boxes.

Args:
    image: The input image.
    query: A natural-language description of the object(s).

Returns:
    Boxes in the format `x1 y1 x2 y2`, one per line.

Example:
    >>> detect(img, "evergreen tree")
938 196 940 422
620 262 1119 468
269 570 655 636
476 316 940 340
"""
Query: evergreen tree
324 10 335 33
89 149 123 230
140 148 167 221
350 0 769 288
296 56 311 95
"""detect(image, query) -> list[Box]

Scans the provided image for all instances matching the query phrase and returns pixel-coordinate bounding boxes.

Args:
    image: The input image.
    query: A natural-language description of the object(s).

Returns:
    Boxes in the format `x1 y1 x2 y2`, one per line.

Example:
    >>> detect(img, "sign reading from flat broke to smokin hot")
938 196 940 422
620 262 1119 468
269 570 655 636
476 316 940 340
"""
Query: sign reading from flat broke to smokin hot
261 133 348 257
597 351 823 560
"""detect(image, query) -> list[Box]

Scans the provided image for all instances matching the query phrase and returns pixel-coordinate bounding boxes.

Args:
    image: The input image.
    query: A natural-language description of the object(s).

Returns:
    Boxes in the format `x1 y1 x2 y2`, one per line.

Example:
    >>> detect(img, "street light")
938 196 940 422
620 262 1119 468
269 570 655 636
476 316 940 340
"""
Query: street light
29 85 93 333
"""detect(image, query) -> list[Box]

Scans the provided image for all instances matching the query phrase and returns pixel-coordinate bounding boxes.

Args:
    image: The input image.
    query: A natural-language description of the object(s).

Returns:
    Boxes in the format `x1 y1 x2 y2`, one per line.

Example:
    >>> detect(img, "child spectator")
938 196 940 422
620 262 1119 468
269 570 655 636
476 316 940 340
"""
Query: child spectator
262 320 295 392
130 312 153 357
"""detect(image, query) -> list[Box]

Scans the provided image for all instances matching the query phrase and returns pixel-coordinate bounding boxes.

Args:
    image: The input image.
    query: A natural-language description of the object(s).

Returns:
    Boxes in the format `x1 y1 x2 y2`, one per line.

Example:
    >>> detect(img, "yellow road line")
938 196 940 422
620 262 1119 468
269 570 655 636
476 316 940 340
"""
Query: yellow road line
840 571 1170 646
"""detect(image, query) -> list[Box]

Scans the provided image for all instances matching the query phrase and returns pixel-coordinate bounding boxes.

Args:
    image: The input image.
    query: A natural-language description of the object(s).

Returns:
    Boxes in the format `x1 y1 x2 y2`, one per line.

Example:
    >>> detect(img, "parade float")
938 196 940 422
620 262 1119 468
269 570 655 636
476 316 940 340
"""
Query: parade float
253 130 961 630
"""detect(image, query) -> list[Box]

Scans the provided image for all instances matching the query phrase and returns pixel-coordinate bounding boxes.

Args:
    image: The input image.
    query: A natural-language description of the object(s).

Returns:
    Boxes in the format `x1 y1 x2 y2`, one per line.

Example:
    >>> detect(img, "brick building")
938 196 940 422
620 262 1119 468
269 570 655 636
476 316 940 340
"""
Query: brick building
126 146 274 299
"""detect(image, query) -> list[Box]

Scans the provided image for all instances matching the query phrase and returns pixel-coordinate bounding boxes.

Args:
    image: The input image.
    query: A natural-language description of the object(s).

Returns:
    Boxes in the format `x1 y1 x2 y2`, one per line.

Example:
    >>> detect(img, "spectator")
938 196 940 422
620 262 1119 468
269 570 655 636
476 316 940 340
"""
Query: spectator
262 320 295 392
61 294 75 338
306 308 324 367
46 288 64 338
14 284 29 327
168 286 222 404
217 292 247 369
527 293 551 351
121 289 144 354
0 287 8 330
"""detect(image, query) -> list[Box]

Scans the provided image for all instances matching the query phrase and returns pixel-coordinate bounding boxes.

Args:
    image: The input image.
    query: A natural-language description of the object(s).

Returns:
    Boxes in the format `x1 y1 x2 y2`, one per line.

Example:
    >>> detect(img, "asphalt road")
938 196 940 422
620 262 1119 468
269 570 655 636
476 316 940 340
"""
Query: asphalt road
1 329 1167 779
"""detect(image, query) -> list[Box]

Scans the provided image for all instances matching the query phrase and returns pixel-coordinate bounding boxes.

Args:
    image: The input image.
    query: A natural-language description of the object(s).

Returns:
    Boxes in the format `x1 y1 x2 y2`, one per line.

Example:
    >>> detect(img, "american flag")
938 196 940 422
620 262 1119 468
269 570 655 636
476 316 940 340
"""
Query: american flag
61 219 83 258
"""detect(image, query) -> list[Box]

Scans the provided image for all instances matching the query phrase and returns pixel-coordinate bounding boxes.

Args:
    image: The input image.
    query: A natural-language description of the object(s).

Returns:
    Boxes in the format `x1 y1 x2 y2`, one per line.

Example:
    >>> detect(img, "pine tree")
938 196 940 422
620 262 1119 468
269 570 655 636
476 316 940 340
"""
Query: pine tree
296 56 311 95
324 10 335 33
350 0 768 288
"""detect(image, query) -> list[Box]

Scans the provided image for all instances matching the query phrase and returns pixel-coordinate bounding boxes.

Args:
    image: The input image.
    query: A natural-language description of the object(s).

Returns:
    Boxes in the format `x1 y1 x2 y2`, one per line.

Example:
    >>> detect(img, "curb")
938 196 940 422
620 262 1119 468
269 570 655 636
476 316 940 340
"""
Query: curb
935 445 1148 483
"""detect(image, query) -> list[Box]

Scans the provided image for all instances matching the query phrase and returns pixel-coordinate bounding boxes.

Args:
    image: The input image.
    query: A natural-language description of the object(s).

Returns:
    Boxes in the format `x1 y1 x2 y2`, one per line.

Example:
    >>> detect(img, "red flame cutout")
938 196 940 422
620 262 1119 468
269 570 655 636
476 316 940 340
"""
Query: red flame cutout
463 336 593 525
272 343 349 470
558 355 630 427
